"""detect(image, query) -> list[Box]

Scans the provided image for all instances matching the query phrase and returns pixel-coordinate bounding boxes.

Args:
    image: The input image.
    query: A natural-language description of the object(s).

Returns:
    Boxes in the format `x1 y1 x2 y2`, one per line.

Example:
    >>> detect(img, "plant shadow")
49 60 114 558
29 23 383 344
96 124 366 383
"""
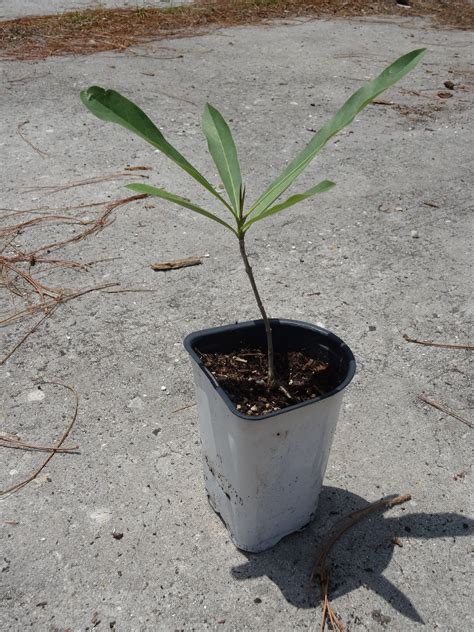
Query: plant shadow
231 486 474 623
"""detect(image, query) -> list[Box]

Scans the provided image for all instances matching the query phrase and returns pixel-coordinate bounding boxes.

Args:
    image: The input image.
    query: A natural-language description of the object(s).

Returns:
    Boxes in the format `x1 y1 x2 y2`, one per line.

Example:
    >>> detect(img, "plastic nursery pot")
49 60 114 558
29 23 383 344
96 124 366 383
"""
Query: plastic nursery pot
184 318 356 553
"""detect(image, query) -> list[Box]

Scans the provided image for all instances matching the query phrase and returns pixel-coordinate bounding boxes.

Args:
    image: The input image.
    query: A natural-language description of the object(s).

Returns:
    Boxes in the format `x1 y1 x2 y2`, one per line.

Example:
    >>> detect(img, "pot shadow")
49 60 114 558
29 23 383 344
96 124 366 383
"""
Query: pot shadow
231 486 474 623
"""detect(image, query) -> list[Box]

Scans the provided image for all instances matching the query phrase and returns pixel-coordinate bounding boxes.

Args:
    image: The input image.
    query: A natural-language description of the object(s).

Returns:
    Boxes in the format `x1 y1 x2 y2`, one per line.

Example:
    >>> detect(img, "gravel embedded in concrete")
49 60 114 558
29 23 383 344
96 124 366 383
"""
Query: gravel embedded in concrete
1 14 473 632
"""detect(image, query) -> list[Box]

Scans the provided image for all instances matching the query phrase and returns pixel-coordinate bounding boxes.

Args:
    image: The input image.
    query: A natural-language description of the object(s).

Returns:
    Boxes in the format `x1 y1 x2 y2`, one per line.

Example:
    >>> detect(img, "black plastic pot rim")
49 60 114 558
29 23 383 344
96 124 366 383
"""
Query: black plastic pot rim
183 318 356 421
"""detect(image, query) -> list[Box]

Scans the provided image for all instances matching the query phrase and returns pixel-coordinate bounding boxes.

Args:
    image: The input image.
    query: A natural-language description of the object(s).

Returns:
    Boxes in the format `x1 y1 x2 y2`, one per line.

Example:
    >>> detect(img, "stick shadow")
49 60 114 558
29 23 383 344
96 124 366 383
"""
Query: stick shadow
231 486 474 623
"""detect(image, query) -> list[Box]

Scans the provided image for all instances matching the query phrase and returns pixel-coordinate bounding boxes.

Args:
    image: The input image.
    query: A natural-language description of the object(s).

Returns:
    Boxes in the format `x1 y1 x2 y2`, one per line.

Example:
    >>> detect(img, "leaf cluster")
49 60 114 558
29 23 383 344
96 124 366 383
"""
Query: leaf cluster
81 49 426 238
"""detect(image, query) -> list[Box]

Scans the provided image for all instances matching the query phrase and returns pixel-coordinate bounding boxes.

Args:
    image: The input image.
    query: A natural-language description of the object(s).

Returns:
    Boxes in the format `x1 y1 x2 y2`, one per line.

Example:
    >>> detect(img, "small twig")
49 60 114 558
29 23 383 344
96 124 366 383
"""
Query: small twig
31 257 116 281
16 120 49 157
104 288 158 294
29 193 147 256
312 493 412 581
151 256 202 271
0 308 56 365
0 205 50 216
83 256 122 267
23 172 148 195
0 199 121 217
0 382 79 497
0 213 93 239
403 333 473 350
312 493 412 632
0 282 118 327
0 434 78 453
172 403 196 414
1 259 57 301
418 393 473 429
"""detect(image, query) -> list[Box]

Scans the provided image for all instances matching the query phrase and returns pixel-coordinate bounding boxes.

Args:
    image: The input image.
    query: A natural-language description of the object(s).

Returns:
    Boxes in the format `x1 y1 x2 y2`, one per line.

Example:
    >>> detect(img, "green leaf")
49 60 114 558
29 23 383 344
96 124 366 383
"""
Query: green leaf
243 180 335 230
202 103 242 215
126 183 237 234
248 48 427 218
80 87 233 213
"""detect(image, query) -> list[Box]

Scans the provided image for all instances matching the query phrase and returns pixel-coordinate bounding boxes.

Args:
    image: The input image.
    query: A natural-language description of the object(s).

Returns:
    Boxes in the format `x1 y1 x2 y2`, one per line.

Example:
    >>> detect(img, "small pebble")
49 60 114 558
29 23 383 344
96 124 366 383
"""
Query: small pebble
127 396 144 410
410 230 419 239
161 386 167 391
90 510 112 524
27 389 45 402
250 405 258 413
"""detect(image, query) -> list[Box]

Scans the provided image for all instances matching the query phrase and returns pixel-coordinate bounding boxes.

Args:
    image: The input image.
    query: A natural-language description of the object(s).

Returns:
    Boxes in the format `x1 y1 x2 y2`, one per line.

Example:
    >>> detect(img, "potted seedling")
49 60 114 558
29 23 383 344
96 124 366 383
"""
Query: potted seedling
81 48 426 552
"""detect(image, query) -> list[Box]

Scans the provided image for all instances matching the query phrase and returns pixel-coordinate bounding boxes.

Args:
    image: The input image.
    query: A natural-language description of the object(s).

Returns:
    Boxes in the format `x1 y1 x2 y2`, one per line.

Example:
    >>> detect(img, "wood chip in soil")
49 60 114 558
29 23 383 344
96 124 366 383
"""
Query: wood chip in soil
199 348 335 416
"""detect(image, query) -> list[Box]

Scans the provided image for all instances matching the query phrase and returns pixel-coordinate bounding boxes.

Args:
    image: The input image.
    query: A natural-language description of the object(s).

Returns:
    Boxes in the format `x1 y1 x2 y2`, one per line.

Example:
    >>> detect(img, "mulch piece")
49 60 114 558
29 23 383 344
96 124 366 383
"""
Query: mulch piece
199 347 335 415
0 0 472 61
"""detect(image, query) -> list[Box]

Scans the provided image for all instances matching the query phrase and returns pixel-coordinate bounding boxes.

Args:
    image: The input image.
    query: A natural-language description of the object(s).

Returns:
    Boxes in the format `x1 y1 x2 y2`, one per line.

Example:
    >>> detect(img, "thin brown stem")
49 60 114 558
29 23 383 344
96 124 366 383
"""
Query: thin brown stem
0 382 79 497
403 333 473 350
238 236 276 387
0 435 78 453
418 393 473 429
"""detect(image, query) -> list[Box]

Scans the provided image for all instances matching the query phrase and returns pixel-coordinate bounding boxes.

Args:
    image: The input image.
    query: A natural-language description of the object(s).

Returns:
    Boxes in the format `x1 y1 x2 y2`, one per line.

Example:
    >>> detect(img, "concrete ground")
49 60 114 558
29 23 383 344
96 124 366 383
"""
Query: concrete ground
0 0 192 21
1 11 473 632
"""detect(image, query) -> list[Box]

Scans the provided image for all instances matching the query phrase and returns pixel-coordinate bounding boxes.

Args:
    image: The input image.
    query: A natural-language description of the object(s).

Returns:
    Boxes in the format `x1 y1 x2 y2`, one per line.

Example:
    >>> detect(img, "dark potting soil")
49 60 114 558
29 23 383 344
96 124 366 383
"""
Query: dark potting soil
199 348 336 416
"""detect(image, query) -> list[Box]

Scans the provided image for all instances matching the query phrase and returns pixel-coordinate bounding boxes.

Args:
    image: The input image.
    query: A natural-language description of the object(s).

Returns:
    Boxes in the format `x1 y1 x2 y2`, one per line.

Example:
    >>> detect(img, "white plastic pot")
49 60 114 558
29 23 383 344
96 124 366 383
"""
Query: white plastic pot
184 319 356 552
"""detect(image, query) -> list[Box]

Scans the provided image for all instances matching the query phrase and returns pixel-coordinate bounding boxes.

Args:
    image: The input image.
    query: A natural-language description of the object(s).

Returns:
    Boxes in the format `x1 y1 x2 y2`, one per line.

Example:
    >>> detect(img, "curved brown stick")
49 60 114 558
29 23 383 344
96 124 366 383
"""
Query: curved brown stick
0 382 79 497
312 493 412 631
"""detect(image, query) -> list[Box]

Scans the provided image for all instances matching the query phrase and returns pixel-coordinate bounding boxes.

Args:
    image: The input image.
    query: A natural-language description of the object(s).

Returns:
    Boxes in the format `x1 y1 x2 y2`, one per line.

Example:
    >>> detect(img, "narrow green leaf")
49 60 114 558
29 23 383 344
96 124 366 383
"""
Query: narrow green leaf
80 87 233 213
243 180 335 230
248 48 427 218
126 183 237 234
202 103 242 215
